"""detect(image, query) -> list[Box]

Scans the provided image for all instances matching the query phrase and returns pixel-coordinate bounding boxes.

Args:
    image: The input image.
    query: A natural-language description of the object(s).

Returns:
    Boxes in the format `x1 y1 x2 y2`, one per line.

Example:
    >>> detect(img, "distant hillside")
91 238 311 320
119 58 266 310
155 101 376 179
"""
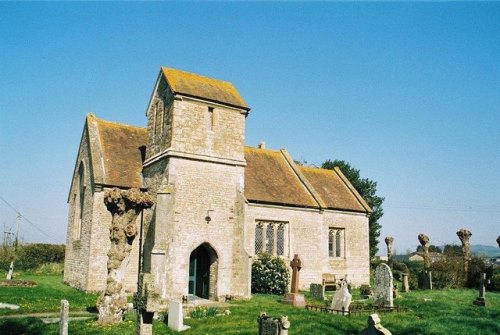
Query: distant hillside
471 244 500 257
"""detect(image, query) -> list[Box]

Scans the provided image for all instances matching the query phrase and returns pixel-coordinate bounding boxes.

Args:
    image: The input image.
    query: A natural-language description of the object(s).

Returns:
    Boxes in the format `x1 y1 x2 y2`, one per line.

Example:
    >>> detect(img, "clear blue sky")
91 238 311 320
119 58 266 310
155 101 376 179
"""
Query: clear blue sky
0 2 498 254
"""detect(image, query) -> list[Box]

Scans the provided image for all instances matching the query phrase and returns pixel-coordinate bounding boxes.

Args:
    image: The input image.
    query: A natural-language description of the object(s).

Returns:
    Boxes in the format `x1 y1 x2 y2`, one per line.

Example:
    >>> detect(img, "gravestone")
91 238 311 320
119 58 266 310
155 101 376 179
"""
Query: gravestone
374 263 393 308
283 254 305 307
330 280 351 315
59 299 69 335
167 300 190 332
402 273 409 293
473 273 486 306
6 261 14 280
257 312 290 335
360 314 392 335
309 283 324 300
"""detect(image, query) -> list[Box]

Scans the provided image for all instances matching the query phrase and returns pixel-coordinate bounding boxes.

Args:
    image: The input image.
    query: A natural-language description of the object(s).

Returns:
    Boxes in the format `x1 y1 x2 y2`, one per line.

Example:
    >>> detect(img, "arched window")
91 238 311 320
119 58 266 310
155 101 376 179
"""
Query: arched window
329 228 345 258
74 163 85 240
255 223 263 254
266 223 274 254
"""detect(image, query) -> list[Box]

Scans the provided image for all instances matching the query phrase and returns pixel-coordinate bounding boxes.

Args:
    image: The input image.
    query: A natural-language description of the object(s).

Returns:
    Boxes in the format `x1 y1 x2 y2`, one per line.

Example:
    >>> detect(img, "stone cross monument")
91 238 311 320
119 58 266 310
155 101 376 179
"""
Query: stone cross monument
384 236 394 269
456 229 472 275
473 273 486 307
283 254 305 307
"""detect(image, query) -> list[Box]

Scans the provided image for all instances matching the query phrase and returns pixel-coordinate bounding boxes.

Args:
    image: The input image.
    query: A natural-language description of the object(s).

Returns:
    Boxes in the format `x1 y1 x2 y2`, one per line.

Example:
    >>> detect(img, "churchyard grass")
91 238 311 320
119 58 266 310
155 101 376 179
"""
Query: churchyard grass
1 272 499 334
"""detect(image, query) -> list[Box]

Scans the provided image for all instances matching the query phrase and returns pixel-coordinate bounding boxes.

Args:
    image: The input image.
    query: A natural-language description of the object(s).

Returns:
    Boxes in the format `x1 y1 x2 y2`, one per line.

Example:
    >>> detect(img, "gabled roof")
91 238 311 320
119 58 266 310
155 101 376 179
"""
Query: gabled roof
160 67 249 110
244 147 371 213
244 147 319 208
298 166 371 212
93 116 147 188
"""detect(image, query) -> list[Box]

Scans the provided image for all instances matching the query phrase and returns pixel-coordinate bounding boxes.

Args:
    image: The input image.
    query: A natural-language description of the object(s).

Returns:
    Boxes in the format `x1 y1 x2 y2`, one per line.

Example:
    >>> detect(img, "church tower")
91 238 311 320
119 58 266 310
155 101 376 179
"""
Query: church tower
141 68 251 301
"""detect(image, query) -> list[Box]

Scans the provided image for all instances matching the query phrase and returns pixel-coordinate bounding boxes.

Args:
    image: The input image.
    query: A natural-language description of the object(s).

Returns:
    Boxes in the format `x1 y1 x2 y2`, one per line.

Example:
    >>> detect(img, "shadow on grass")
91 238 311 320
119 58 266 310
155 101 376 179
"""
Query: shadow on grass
0 317 47 335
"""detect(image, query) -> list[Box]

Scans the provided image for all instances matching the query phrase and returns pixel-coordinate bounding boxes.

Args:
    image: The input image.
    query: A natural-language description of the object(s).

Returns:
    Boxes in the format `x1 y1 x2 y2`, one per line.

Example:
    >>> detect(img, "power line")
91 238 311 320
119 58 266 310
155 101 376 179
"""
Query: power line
0 195 59 243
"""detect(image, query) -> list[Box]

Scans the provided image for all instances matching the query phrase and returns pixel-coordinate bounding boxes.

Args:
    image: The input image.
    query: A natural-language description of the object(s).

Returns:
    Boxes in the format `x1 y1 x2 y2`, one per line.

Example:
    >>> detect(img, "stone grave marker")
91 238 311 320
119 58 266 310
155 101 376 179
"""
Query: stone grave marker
6 261 14 280
473 273 486 306
257 312 290 335
330 280 351 315
283 254 305 307
402 273 409 293
360 313 392 335
168 300 190 332
59 299 69 335
309 283 323 300
374 263 393 308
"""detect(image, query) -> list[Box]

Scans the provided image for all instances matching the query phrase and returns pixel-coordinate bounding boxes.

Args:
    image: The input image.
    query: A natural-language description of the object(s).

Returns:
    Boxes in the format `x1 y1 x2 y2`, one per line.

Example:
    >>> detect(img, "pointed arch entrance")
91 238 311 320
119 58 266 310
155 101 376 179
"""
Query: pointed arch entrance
188 243 218 300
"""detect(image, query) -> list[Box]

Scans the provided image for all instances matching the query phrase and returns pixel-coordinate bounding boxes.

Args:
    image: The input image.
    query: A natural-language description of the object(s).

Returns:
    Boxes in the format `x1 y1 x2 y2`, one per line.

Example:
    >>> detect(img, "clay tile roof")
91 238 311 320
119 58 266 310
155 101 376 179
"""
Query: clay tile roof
95 118 147 188
161 67 249 110
298 166 367 212
244 147 318 208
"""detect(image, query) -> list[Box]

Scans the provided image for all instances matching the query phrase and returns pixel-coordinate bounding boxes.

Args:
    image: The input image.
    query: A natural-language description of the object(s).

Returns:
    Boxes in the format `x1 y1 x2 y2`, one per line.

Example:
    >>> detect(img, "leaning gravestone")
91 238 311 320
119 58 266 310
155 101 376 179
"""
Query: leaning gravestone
167 300 190 332
257 312 290 335
331 280 352 315
374 263 393 308
309 283 324 300
360 313 392 335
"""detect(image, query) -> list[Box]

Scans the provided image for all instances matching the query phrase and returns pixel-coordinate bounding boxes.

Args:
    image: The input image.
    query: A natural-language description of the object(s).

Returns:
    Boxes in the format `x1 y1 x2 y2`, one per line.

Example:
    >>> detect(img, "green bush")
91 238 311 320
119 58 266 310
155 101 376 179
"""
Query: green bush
251 253 290 295
0 244 65 271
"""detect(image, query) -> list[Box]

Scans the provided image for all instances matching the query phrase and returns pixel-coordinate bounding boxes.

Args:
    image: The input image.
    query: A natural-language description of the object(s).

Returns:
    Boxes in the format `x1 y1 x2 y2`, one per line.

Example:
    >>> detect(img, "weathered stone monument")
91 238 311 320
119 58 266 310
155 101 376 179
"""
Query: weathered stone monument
330 280 352 315
457 228 472 275
167 301 190 331
6 261 14 280
374 263 393 308
418 233 432 289
59 299 69 335
360 314 392 335
309 283 324 301
473 273 486 307
401 273 409 293
257 312 290 335
97 188 153 325
384 236 394 269
283 254 305 307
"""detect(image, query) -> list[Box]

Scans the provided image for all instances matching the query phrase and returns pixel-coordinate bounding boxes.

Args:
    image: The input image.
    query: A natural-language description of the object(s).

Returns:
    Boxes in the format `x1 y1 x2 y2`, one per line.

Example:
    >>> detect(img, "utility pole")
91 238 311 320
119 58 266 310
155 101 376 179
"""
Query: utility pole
14 213 21 250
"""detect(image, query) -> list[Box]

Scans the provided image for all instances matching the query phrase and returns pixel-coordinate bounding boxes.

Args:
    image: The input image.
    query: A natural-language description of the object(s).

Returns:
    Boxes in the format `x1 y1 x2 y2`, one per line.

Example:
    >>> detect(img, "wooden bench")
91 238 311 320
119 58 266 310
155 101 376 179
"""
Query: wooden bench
322 274 338 295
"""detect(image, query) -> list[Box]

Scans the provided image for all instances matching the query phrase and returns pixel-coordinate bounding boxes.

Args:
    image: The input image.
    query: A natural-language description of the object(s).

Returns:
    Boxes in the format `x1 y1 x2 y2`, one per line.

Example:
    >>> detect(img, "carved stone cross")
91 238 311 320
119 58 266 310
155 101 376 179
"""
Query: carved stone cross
290 254 302 294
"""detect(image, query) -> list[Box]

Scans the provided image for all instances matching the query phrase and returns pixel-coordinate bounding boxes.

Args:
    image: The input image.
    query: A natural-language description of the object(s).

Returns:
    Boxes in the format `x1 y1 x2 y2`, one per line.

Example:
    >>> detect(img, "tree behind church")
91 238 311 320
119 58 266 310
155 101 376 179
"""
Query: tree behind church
322 160 384 259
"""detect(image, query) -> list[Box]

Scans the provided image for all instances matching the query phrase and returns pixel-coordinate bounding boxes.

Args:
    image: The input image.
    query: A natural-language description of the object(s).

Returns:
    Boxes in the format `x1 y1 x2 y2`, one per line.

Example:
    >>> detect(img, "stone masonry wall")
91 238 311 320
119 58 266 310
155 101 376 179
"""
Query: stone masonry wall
245 204 370 288
64 128 94 290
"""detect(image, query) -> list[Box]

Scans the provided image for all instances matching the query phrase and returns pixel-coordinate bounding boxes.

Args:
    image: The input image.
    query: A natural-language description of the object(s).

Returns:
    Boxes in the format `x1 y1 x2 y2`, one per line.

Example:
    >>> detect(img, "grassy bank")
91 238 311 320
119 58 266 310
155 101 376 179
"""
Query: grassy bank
1 273 499 334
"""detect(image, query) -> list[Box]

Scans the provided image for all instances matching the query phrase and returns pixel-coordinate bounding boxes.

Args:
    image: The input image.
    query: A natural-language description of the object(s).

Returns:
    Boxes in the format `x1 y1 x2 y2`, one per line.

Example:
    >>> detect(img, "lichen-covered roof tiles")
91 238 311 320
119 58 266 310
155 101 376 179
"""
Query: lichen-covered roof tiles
94 118 147 189
244 147 319 208
161 67 249 110
298 166 369 212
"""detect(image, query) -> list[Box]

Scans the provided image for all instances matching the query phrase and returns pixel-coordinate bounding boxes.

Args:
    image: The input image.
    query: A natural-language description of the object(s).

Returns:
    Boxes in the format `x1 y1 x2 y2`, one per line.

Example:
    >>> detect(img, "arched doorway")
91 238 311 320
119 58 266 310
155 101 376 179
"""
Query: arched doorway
188 243 218 299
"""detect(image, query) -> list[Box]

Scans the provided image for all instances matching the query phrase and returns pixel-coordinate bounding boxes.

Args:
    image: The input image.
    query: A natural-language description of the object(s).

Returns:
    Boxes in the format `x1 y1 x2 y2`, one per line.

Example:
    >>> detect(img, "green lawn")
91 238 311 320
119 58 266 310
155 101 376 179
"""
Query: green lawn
1 273 499 334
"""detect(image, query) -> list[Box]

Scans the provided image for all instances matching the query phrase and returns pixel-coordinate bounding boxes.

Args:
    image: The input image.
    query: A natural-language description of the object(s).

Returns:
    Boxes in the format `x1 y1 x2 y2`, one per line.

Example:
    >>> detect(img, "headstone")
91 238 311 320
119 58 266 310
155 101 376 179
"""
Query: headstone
167 300 190 332
136 310 154 335
257 312 290 335
402 273 409 293
374 263 393 308
6 261 14 280
283 254 305 307
309 283 324 300
330 280 351 315
360 314 392 335
59 300 69 335
473 273 486 306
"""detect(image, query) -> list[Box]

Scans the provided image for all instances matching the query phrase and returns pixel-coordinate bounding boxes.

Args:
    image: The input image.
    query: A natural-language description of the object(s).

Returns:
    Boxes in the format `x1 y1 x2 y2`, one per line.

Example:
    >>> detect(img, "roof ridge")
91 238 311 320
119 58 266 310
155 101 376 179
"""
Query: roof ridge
91 114 145 130
332 167 372 213
161 66 234 85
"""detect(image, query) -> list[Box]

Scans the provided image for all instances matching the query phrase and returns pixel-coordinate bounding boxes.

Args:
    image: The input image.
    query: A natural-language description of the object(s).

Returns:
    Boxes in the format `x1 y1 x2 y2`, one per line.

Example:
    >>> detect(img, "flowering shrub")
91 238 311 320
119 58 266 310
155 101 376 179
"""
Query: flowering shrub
251 253 289 295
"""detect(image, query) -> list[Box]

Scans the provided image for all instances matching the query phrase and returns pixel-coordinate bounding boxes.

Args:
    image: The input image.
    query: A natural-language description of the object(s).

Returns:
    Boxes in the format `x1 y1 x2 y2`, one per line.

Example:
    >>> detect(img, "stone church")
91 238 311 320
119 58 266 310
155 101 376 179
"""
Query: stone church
64 67 371 301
